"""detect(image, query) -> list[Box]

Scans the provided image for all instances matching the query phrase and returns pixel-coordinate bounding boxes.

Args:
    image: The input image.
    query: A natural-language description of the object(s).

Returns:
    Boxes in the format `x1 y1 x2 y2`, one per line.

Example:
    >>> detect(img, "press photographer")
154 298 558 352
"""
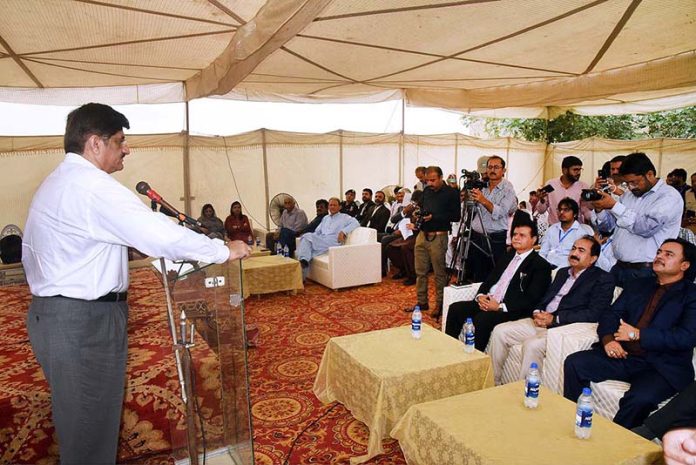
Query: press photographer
404 166 460 319
465 155 518 282
593 152 683 287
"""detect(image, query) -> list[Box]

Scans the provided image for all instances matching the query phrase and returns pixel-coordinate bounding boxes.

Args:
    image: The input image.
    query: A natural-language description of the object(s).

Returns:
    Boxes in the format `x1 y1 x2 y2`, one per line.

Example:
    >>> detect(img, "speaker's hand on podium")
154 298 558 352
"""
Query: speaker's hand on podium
227 240 252 260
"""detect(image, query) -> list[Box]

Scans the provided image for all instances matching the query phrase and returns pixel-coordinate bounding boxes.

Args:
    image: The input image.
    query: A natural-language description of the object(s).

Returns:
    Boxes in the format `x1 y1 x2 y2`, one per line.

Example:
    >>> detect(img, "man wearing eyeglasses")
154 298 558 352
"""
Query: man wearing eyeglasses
592 152 683 288
466 155 518 281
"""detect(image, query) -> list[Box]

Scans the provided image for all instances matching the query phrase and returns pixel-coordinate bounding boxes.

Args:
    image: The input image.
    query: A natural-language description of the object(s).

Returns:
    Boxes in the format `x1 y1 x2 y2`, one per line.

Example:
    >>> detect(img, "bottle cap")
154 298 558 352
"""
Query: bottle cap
414 305 420 311
582 387 592 396
465 317 473 323
530 362 538 369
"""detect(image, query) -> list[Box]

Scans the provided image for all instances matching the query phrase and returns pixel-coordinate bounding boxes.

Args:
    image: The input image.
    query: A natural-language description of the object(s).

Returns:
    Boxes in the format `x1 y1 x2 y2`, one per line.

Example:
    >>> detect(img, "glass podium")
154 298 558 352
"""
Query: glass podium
155 258 254 465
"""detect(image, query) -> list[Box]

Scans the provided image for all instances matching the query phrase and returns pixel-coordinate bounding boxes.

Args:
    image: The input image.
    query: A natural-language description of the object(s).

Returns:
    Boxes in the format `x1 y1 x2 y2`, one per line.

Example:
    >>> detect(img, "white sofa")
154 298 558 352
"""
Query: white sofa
303 227 381 290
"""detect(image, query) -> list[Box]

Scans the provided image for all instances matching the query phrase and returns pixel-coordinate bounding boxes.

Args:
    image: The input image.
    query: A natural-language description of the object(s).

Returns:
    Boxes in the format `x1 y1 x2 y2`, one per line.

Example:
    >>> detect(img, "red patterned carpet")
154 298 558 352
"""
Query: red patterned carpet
246 275 441 465
0 267 440 465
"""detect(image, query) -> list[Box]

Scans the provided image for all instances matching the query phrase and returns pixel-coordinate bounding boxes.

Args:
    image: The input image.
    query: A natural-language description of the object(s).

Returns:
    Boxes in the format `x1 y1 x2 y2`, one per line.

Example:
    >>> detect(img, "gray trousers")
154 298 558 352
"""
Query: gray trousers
27 296 128 465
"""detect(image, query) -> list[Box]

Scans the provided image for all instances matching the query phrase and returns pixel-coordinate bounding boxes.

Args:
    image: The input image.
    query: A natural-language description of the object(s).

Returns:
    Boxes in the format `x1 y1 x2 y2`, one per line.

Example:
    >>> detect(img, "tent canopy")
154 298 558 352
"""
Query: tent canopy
1 0 695 116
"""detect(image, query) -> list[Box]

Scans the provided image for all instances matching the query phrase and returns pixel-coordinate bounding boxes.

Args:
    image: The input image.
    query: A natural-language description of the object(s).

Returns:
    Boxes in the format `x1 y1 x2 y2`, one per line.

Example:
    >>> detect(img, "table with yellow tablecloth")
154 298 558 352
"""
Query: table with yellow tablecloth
391 381 663 465
241 255 303 297
313 324 494 464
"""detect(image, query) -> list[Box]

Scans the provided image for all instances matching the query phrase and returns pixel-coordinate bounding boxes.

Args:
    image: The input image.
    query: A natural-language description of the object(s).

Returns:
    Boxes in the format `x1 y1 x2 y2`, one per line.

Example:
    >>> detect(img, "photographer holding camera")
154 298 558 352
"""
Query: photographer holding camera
592 152 683 287
466 155 518 281
404 166 460 319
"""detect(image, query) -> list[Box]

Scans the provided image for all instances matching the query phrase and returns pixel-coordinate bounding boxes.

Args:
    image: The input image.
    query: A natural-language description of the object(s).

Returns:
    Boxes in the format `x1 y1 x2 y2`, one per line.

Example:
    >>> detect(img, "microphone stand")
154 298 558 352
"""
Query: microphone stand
151 203 200 465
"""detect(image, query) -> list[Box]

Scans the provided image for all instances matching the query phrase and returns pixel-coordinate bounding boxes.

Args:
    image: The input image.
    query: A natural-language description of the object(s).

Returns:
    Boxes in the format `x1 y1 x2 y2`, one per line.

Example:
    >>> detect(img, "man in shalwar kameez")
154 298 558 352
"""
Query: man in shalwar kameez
297 197 360 278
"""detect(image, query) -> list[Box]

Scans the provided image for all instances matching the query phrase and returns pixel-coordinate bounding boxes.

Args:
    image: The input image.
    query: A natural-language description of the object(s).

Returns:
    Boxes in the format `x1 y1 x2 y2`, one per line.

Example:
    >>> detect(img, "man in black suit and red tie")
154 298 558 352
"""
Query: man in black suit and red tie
564 238 696 429
488 235 615 384
445 221 553 351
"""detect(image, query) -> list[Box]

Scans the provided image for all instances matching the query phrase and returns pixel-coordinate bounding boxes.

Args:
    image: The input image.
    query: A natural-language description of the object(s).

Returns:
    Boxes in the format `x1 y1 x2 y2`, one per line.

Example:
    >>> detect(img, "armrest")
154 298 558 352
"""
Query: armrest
542 322 598 394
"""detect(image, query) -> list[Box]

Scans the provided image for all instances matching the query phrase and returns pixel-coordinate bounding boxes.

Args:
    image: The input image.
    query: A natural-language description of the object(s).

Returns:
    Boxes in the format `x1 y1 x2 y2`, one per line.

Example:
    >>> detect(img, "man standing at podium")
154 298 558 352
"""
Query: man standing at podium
22 103 251 465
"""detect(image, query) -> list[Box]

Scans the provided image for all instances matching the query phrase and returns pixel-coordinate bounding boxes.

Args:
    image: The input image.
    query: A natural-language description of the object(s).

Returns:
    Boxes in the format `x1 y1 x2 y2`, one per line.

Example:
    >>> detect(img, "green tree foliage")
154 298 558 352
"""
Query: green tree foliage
463 106 696 142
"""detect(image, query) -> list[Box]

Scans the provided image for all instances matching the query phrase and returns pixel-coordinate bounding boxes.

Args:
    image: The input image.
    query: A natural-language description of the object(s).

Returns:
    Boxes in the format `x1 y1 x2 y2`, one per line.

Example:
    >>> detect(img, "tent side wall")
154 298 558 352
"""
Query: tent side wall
2 131 695 232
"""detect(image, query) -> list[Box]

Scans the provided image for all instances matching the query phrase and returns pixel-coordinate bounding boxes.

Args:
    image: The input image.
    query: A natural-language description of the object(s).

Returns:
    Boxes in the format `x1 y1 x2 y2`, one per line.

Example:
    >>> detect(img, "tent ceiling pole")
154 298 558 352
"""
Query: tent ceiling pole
339 130 344 197
261 128 271 231
399 95 405 186
182 99 192 215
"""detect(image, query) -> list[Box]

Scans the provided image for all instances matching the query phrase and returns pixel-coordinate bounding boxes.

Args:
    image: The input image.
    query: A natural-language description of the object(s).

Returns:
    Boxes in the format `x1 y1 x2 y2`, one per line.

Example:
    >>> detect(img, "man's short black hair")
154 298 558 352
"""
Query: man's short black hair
0 235 22 264
64 103 130 154
345 189 355 195
562 156 583 170
316 199 329 208
558 197 579 219
375 190 385 197
619 152 656 177
415 166 426 174
512 218 538 239
362 188 373 196
578 235 601 258
425 165 443 177
610 155 626 164
671 168 687 181
662 238 696 281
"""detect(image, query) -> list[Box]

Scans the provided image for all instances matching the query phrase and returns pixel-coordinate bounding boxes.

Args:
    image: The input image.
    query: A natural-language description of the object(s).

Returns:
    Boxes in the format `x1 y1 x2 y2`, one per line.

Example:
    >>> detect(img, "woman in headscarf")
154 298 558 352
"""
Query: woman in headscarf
224 201 253 242
197 204 225 240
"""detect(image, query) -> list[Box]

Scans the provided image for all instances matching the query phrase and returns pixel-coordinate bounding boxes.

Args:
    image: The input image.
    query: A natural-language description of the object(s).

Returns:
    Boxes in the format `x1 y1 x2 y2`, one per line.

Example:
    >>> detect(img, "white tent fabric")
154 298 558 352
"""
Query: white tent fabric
3 130 695 233
1 0 695 115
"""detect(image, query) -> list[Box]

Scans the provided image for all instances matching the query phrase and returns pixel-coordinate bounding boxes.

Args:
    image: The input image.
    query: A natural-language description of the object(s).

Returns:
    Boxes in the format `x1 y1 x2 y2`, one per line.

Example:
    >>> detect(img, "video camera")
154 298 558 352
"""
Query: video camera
413 208 431 230
461 169 487 191
580 184 612 201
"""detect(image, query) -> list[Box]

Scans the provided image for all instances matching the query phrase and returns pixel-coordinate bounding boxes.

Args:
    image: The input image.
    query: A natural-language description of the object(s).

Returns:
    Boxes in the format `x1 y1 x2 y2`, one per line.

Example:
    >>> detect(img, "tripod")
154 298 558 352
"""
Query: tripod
448 193 495 285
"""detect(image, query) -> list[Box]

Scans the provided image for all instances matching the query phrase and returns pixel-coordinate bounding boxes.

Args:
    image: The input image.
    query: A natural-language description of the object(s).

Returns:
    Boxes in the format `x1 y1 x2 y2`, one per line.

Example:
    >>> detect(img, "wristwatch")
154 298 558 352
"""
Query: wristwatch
628 331 637 341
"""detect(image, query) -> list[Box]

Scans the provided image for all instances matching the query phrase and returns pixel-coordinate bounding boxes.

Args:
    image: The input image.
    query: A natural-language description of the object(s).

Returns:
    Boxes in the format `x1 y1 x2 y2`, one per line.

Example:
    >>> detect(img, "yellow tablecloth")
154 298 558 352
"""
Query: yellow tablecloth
391 381 663 465
249 245 271 257
241 255 303 297
313 324 494 464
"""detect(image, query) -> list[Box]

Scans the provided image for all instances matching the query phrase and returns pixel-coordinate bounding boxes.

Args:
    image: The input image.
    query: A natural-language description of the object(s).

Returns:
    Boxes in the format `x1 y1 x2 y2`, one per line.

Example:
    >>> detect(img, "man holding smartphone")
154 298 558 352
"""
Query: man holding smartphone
535 156 592 225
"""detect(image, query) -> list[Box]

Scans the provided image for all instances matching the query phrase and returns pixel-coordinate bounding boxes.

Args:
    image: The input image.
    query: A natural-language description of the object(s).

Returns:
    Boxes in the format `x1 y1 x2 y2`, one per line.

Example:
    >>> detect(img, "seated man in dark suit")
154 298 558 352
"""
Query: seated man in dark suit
489 235 615 384
445 221 552 351
364 190 390 233
564 238 696 429
298 199 329 236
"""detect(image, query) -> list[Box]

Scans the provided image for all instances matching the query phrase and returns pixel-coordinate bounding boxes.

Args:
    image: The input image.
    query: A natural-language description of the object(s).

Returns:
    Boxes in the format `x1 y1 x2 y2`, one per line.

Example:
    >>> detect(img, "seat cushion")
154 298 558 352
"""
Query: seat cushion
312 254 329 270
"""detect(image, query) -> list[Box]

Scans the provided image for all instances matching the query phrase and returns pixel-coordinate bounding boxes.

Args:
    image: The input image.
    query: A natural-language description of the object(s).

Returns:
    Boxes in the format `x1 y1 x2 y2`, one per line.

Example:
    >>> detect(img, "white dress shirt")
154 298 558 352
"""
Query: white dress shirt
22 153 230 300
539 220 594 268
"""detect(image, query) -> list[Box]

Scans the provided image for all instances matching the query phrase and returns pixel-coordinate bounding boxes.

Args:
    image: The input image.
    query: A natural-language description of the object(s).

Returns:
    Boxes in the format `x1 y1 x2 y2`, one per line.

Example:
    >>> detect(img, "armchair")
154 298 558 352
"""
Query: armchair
305 227 381 290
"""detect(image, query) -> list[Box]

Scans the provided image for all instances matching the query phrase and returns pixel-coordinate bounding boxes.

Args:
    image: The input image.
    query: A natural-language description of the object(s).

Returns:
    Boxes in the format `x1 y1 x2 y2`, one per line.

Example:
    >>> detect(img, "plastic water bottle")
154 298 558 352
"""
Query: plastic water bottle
411 305 422 340
275 242 282 255
463 318 475 353
283 244 290 257
575 387 593 439
524 362 540 408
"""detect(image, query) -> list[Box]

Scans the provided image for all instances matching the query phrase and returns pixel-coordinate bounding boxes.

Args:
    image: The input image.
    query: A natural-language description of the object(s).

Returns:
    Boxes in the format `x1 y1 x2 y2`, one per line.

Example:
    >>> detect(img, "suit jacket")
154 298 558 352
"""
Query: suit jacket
538 265 615 327
357 200 375 225
597 277 696 391
478 249 552 319
365 204 390 232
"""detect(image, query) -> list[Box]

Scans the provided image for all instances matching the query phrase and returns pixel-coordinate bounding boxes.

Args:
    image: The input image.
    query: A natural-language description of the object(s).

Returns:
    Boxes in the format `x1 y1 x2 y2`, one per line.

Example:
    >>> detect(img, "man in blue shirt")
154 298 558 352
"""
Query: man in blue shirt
593 152 683 288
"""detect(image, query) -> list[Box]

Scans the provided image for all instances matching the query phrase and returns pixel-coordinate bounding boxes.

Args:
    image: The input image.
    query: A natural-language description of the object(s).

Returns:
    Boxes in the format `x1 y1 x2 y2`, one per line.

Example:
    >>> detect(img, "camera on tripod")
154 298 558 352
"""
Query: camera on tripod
580 184 612 201
461 169 487 190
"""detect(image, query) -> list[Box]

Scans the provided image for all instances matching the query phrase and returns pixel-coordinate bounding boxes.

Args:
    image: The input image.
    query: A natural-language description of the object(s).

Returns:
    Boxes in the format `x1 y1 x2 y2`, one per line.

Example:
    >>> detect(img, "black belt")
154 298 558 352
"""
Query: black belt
616 261 652 269
51 291 128 302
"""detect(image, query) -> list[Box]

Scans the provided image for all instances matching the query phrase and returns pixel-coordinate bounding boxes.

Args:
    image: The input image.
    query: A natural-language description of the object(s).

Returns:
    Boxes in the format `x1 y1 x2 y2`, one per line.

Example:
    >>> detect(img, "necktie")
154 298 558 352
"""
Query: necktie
492 255 521 302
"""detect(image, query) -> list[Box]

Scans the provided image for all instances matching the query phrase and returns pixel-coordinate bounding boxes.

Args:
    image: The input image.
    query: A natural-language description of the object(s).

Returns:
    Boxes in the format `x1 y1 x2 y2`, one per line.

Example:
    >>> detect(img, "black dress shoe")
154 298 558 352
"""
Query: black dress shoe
392 272 406 280
403 303 429 312
300 259 309 269
403 277 416 285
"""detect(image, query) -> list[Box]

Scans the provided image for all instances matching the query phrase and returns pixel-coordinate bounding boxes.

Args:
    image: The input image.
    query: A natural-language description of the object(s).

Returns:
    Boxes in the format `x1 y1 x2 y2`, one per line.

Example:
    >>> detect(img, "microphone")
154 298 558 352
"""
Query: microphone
136 181 201 228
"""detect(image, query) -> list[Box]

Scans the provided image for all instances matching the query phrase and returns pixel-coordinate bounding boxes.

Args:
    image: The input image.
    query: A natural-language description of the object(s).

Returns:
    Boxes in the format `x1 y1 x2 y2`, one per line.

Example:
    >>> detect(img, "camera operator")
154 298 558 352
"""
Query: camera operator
592 152 683 288
466 155 518 282
535 156 592 225
594 155 626 199
404 166 460 319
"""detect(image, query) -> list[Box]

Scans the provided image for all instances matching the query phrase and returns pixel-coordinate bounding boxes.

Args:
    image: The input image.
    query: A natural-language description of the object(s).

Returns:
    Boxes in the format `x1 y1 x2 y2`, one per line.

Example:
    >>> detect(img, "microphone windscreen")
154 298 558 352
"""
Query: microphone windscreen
135 181 150 195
